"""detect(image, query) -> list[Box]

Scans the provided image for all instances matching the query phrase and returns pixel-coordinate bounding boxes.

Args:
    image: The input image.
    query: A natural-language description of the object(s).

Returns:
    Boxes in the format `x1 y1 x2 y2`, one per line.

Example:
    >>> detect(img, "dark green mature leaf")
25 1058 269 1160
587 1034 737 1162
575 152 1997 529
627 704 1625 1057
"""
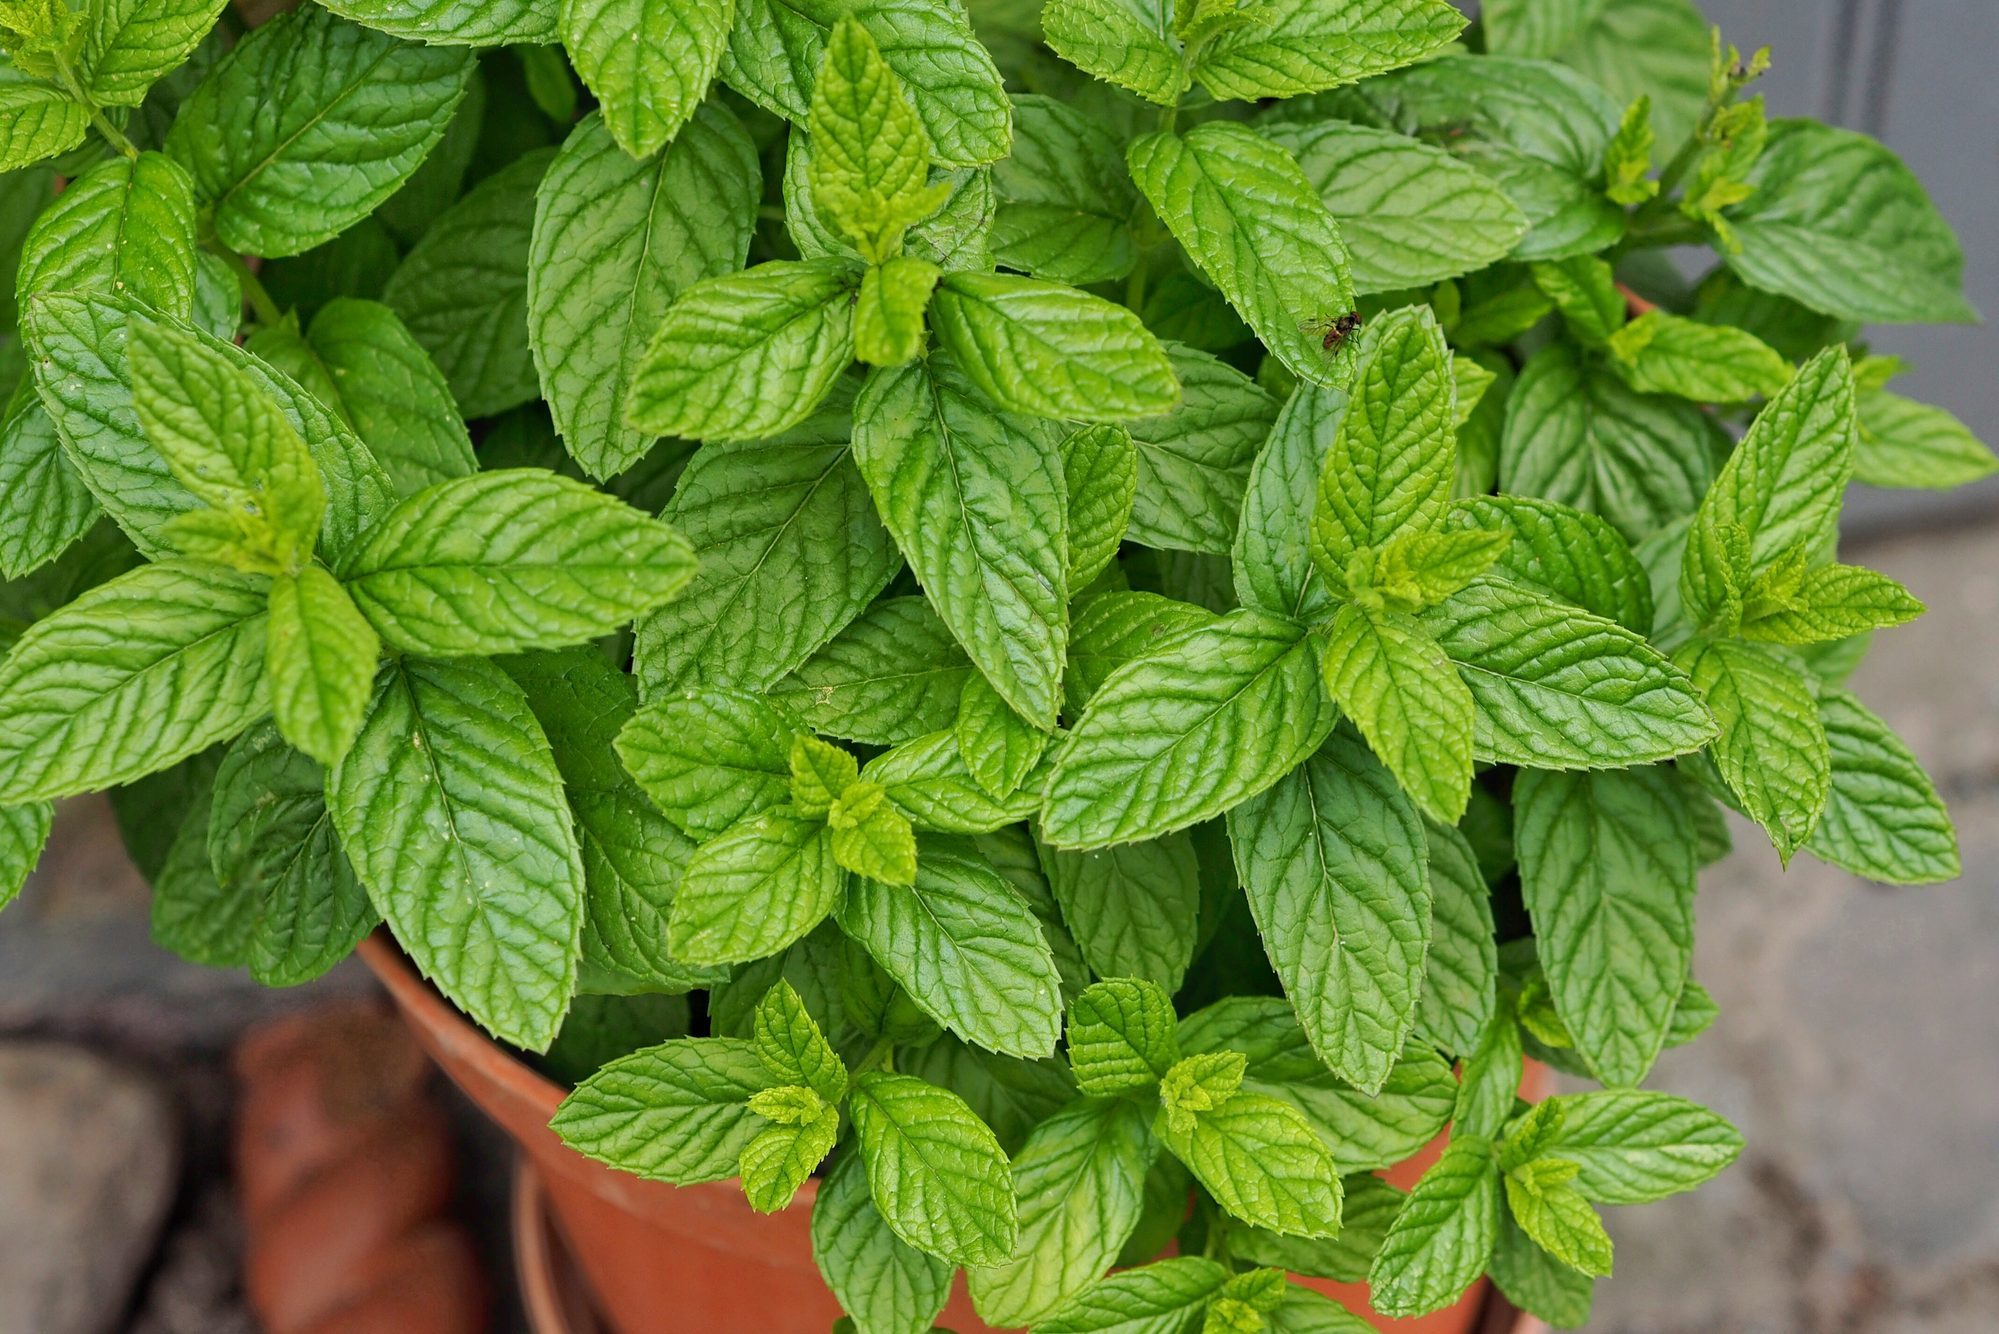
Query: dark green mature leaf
1228 728 1432 1093
0 83 90 172
383 149 550 418
0 561 267 803
769 597 971 745
1515 766 1696 1088
329 657 585 1050
1124 343 1277 556
1192 0 1462 102
1038 829 1200 991
617 686 795 836
970 1096 1155 1326
1043 609 1337 848
853 354 1069 726
337 470 694 655
1490 1208 1594 1329
1369 1134 1500 1318
0 798 52 913
850 1071 1019 1265
1126 122 1357 389
167 6 475 257
317 0 559 45
1527 1090 1743 1204
1806 686 1958 884
1265 120 1525 295
0 375 97 579
840 841 1063 1058
552 1037 771 1181
1065 978 1179 1095
1031 1256 1231 1333
1416 821 1496 1056
813 1148 956 1334
73 0 227 107
1062 590 1216 717
1724 120 1974 325
531 104 758 477
563 0 731 159
991 94 1138 285
1235 383 1348 621
17 152 197 318
1449 496 1654 635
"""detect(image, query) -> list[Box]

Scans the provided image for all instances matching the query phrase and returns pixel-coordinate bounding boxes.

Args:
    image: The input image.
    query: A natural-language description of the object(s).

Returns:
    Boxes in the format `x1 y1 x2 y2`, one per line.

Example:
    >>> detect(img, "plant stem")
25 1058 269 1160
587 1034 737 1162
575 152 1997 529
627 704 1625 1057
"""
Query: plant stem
52 53 138 160
848 1038 895 1090
218 248 285 328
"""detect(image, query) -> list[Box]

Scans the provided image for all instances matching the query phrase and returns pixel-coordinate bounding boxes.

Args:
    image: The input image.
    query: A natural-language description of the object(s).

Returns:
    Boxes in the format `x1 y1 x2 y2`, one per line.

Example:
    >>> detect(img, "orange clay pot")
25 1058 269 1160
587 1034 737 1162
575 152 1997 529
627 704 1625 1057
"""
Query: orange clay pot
360 932 1543 1334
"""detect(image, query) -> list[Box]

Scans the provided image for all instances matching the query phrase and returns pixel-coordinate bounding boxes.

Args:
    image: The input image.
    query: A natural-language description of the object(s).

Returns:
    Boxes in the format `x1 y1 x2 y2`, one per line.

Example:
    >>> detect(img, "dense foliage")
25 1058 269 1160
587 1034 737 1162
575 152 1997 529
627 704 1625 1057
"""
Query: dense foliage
0 0 1985 1328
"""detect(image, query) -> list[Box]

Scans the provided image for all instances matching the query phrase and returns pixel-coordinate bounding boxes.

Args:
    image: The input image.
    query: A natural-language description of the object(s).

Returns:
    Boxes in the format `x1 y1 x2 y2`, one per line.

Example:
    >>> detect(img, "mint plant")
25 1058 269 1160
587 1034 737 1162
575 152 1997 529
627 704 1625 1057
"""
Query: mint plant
0 0 1983 1328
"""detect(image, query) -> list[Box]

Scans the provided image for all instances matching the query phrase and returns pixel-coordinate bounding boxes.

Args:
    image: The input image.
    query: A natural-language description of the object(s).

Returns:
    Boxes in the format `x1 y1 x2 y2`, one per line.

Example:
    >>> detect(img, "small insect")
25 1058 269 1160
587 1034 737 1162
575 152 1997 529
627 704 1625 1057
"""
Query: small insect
1315 311 1363 353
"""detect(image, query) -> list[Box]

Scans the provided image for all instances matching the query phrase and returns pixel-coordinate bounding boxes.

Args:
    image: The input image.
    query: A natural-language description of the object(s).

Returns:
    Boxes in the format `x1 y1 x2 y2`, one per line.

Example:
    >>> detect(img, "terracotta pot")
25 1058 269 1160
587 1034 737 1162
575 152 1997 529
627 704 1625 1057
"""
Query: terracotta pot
360 932 1533 1334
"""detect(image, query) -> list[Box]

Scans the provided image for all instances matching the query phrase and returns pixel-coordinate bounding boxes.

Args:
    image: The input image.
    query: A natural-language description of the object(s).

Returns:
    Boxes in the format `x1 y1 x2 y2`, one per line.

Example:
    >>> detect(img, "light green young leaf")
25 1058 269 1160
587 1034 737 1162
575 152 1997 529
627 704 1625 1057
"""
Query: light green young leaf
813 1148 956 1334
1489 1208 1595 1329
673 809 843 964
928 272 1178 423
1226 728 1432 1093
1370 529 1511 612
1723 119 1975 325
864 728 1044 835
771 598 970 745
991 94 1139 286
1806 686 1959 884
955 673 1050 801
1447 496 1654 635
1530 255 1623 347
807 13 944 262
1042 609 1336 848
1032 1256 1231 1334
1154 1084 1343 1239
1526 1090 1743 1205
1039 0 1185 106
381 149 550 418
839 841 1063 1059
1737 563 1923 645
0 561 267 803
1602 95 1658 205
740 1095 840 1213
855 256 940 367
1319 603 1474 824
0 82 90 171
0 377 97 580
552 1037 772 1181
316 0 559 45
329 656 584 1050
1062 424 1138 588
1039 829 1201 991
528 104 759 477
1065 977 1180 1096
753 977 849 1101
1415 822 1497 1057
73 0 226 104
17 152 197 318
828 782 919 886
617 687 796 837
1515 766 1696 1087
1126 123 1357 389
970 1097 1155 1327
166 6 474 257
1504 1162 1612 1278
562 0 731 159
627 258 858 443
790 734 861 819
1855 390 1998 490
1674 636 1829 860
266 565 378 768
1606 310 1792 404
1191 0 1463 102
849 1071 1018 1266
0 799 52 913
336 470 695 656
852 354 1069 726
1368 1135 1500 1318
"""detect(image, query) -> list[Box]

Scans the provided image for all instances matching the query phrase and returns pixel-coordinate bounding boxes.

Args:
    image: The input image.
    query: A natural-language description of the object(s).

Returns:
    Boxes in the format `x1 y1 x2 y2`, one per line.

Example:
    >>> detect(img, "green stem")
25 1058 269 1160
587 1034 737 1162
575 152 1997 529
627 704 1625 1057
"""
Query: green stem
218 248 284 328
847 1038 895 1090
51 53 138 160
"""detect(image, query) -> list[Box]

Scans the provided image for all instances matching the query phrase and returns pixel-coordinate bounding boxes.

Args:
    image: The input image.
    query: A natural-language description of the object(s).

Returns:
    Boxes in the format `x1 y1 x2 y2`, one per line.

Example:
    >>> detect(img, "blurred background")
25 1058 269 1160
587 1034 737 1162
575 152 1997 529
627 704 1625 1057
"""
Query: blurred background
2 1 1995 1332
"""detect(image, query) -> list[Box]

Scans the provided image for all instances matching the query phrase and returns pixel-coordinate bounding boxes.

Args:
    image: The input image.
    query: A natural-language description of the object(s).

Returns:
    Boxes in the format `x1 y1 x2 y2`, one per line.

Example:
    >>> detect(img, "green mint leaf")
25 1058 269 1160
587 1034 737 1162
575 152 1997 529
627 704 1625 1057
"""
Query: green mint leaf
1370 529 1511 612
1126 123 1358 389
1605 310 1791 404
1489 1208 1595 1329
928 271 1179 423
0 561 267 803
1723 119 1974 324
1063 590 1216 717
382 150 549 418
1421 576 1715 768
850 1070 1018 1266
1155 1078 1343 1239
1032 1256 1231 1332
1125 343 1278 557
617 686 796 837
768 597 969 746
1231 1172 1404 1284
1062 423 1139 589
1158 1050 1248 1135
528 103 759 478
673 809 843 964
1367 1134 1500 1318
1040 0 1186 106
828 781 919 885
74 0 225 105
1453 1002 1523 1139
740 1093 840 1213
855 255 941 367
265 565 377 768
863 728 1045 835
1447 496 1654 635
991 94 1139 285
1516 765 1696 1087
1415 821 1497 1057
627 257 857 443
205 723 377 986
954 673 1050 802
1602 96 1659 205
498 648 719 994
1805 685 1959 884
335 469 695 655
246 299 478 498
1264 120 1525 296
316 0 559 45
17 152 197 319
1524 1089 1743 1205
0 82 90 171
1674 636 1829 859
330 656 584 1049
808 13 944 262
752 977 849 1102
1309 306 1454 577
838 840 1063 1058
1066 977 1180 1096
552 1037 772 1181
813 1147 955 1334
0 375 98 580
1530 255 1625 347
1190 0 1463 102
147 764 255 969
1504 1161 1612 1277
1234 383 1347 622
790 733 861 818
852 353 1069 725
1043 608 1336 848
0 798 52 914
1319 603 1475 824
1039 828 1201 991
1226 727 1432 1093
1855 389 1998 490
969 1096 1156 1327
1737 563 1923 645
166 7 474 257
562 0 730 159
